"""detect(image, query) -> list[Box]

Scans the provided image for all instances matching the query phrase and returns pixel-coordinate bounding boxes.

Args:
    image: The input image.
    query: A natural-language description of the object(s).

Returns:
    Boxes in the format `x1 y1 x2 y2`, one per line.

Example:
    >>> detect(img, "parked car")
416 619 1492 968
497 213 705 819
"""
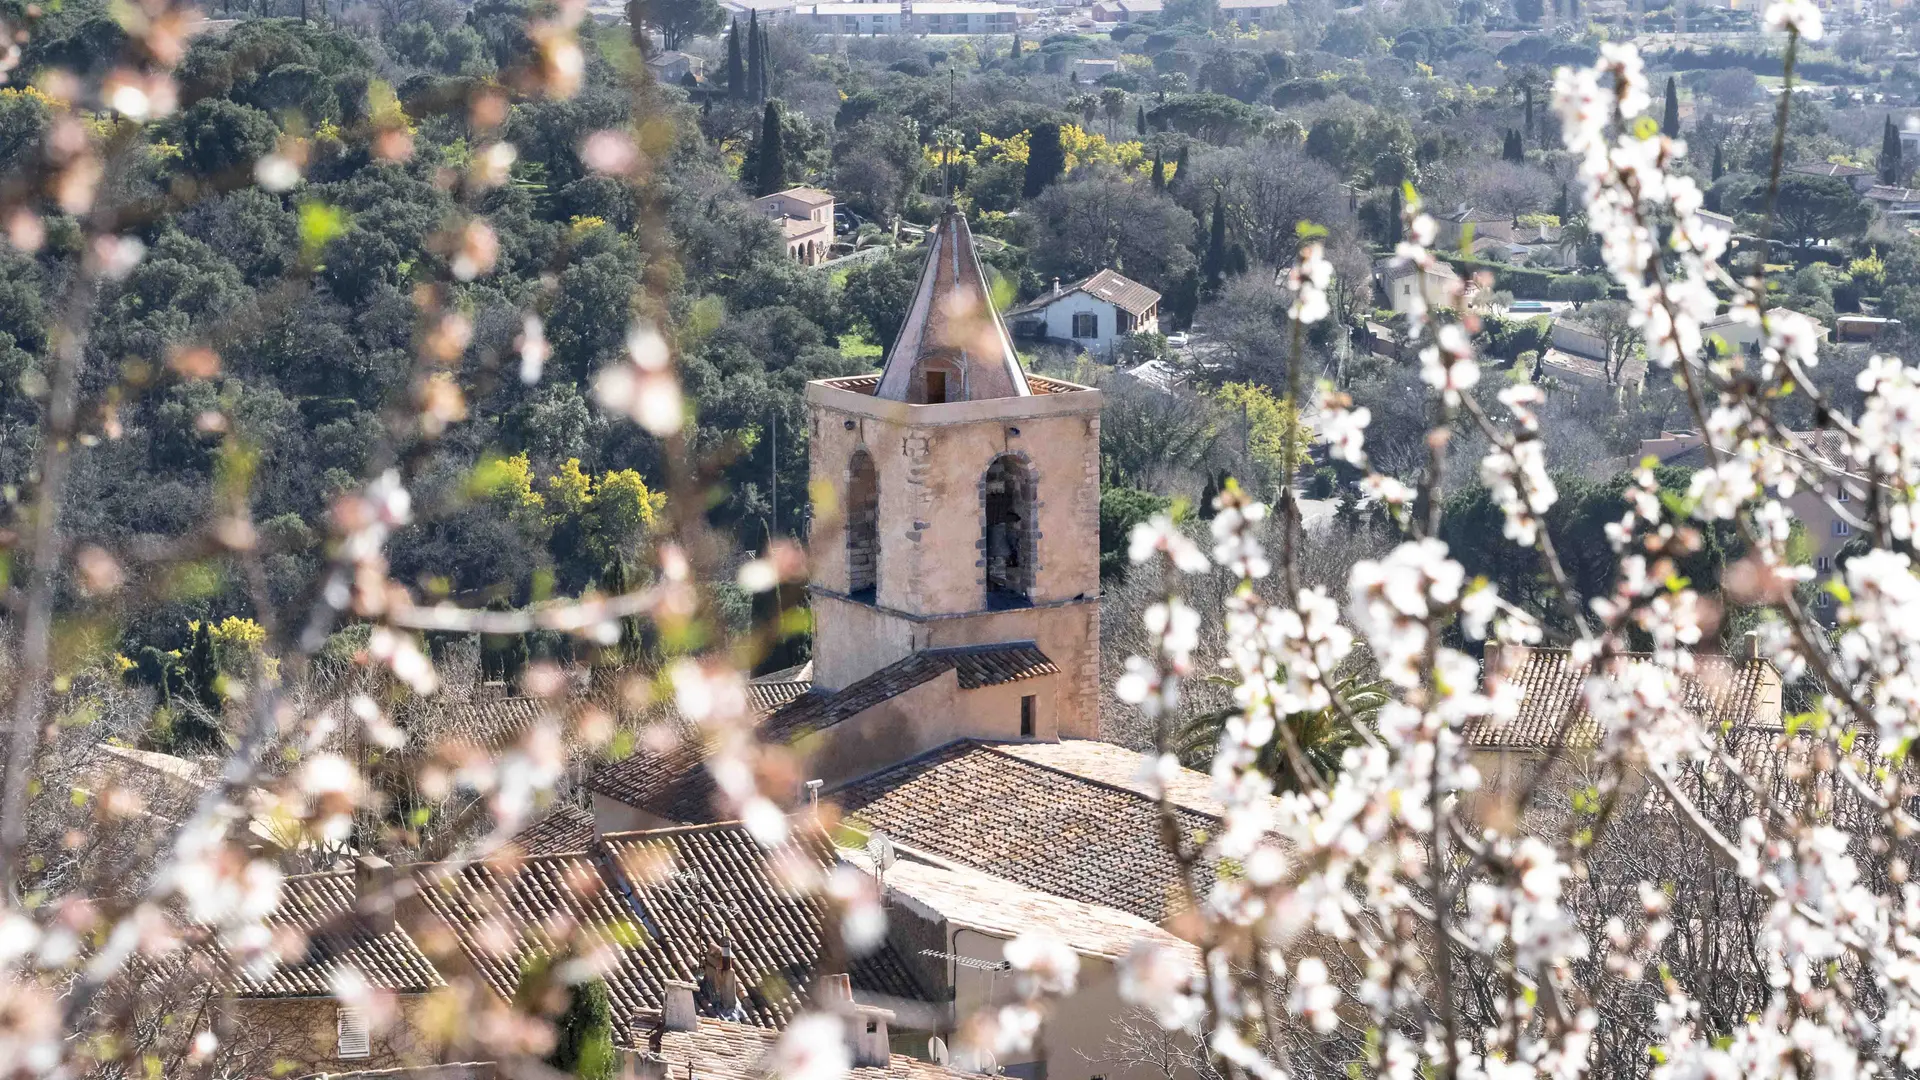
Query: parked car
1165 331 1190 349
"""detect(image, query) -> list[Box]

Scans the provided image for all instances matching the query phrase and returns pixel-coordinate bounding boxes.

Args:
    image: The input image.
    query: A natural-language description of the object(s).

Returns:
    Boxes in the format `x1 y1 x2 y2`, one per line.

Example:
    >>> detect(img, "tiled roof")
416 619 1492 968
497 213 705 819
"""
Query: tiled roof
589 646 1056 821
991 740 1230 817
768 186 835 207
413 824 922 1037
219 872 444 996
1006 270 1161 318
1788 161 1870 178
1462 647 1780 750
642 1016 965 1080
830 740 1218 923
587 668 819 817
502 801 598 856
1867 184 1920 203
421 696 551 751
841 846 1196 963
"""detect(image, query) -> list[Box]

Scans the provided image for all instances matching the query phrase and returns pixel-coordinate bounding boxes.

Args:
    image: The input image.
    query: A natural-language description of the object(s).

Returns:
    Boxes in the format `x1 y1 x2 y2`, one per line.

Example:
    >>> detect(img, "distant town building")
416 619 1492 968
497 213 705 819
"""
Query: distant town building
908 0 1026 32
1865 184 1920 217
1071 57 1120 80
753 186 836 265
1375 258 1461 315
1090 0 1161 21
644 50 707 84
791 1 904 31
1218 0 1285 24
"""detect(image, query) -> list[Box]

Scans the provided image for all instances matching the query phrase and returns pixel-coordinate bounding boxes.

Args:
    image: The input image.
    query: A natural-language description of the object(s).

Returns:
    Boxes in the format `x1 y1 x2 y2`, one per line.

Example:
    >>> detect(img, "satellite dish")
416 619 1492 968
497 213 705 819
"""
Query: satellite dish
866 833 897 872
928 1037 950 1066
980 1050 1000 1075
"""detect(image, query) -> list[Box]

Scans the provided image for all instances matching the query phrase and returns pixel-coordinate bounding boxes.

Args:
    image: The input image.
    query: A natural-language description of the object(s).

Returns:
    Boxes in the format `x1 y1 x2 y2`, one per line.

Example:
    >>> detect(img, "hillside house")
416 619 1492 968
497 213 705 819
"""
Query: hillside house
753 186 836 265
1003 269 1162 359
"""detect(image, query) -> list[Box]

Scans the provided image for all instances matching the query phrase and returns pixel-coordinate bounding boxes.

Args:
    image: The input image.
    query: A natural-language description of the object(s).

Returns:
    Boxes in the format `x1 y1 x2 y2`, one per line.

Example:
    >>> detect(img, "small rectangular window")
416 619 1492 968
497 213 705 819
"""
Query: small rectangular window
337 1007 371 1060
1818 556 1832 571
1837 486 1852 502
1835 520 1852 536
1073 312 1098 338
1020 695 1036 738
926 370 947 404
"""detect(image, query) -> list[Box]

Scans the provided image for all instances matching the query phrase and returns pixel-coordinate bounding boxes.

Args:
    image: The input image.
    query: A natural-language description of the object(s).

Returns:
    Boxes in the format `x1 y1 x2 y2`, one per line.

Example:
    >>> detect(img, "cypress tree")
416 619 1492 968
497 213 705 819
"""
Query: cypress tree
1151 150 1165 190
726 18 744 98
1136 104 1147 137
1523 83 1533 140
1661 75 1680 138
1170 142 1190 195
758 29 772 101
1203 190 1227 289
1388 185 1403 245
1023 123 1065 198
183 621 219 713
1712 143 1724 181
1010 28 1020 59
547 979 616 1080
746 11 763 103
754 101 784 195
1883 115 1903 186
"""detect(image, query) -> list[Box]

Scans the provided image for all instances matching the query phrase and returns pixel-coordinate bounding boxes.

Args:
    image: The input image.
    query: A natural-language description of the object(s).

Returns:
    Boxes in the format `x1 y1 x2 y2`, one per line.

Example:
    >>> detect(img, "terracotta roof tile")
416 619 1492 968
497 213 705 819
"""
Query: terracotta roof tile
1463 646 1780 750
830 740 1217 923
414 824 923 1037
501 801 598 856
589 647 1055 822
218 872 444 996
642 1017 966 1080
841 847 1195 963
1005 270 1160 319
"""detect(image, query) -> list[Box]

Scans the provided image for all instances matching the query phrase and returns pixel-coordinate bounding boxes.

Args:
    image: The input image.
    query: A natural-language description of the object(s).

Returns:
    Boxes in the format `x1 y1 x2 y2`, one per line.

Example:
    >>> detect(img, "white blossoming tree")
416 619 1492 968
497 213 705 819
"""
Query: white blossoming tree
10 0 1920 1078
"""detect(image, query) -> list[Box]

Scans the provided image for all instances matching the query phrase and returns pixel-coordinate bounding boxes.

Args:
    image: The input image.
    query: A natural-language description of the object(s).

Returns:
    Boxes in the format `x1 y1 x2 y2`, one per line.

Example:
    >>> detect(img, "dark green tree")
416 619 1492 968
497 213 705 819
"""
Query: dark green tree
1502 129 1523 162
182 620 219 713
627 0 724 50
1202 190 1228 290
1712 142 1724 181
176 98 279 177
753 101 784 196
1882 115 1903 186
1523 82 1533 140
757 27 771 101
1170 141 1190 196
726 18 744 97
1167 267 1200 329
1178 674 1388 791
746 10 763 102
1151 150 1165 191
1661 75 1680 138
546 979 616 1080
1009 28 1020 58
1022 123 1065 198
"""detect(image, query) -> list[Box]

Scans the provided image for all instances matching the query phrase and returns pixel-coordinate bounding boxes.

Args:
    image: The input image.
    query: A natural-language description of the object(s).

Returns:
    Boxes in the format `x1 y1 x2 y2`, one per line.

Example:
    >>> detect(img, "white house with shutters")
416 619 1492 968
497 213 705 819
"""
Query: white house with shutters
1003 269 1162 360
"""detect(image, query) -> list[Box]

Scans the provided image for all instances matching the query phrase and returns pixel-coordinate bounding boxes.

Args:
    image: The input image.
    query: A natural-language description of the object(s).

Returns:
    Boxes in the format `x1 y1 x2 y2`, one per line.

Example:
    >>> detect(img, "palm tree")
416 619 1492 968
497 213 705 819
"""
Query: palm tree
1175 673 1389 793
932 125 966 197
1100 87 1130 139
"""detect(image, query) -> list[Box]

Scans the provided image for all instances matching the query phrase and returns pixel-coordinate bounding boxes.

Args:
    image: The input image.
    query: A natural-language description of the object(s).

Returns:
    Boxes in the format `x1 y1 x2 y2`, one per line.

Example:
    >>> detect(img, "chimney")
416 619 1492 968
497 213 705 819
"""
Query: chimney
850 1006 894 1068
1051 277 1061 296
354 855 395 936
1745 630 1762 661
818 973 854 1008
703 940 742 1015
663 980 699 1032
618 1051 668 1080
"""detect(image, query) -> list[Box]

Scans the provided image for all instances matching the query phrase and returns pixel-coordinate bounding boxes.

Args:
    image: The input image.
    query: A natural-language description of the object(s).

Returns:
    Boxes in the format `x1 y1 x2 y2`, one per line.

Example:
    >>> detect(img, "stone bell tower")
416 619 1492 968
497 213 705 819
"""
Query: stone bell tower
804 207 1104 743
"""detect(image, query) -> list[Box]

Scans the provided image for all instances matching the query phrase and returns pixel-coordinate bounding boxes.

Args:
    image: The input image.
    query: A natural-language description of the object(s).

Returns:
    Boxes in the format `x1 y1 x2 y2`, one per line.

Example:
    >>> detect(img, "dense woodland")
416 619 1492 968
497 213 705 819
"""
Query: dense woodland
5 0 1920 745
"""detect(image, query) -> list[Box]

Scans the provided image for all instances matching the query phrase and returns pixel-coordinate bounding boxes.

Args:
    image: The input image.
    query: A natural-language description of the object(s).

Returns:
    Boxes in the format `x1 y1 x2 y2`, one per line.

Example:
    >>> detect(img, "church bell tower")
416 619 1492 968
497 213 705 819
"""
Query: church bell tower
804 208 1104 742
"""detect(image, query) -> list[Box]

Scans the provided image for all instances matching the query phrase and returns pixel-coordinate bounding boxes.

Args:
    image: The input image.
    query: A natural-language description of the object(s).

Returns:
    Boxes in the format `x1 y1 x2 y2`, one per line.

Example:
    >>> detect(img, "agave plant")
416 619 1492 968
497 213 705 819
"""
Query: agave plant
1175 672 1390 793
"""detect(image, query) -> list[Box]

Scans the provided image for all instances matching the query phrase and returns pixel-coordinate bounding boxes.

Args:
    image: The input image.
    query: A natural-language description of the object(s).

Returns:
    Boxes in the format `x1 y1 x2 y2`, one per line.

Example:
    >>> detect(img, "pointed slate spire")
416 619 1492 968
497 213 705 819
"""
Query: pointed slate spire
875 207 1029 403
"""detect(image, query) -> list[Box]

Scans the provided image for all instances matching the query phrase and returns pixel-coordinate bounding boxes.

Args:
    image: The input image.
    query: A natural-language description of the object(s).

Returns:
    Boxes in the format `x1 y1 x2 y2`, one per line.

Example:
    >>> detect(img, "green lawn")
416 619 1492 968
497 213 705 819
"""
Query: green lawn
840 332 883 367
